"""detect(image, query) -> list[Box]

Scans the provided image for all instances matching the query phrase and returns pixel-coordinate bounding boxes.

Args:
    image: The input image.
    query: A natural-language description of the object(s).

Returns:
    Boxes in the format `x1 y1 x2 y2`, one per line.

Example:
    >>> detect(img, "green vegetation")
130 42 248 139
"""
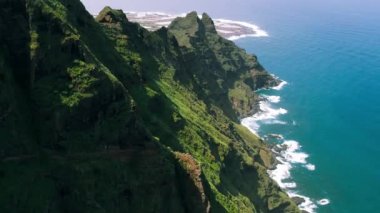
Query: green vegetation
0 0 299 212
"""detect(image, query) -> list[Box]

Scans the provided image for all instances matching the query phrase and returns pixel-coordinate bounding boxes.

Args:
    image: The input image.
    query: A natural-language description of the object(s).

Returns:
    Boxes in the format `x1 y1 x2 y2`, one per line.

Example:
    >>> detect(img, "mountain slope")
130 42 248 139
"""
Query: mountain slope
0 0 299 212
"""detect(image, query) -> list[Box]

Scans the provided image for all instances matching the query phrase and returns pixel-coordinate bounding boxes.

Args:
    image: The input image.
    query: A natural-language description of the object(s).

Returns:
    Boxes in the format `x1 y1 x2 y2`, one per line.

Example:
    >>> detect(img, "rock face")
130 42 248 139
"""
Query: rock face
0 0 299 212
292 196 307 206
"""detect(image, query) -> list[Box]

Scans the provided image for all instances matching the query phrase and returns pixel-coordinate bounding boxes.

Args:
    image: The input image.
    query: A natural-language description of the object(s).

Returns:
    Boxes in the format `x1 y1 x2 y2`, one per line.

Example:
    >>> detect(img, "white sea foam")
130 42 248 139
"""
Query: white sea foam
241 77 321 212
265 137 320 212
228 34 266 40
289 192 318 213
215 19 269 38
262 120 287 125
266 138 319 212
241 83 287 135
241 99 287 136
282 140 309 164
269 140 311 189
216 29 235 34
283 182 297 189
254 102 288 120
268 158 295 189
272 81 288 90
241 117 260 135
318 199 330 206
127 11 167 16
263 95 281 103
305 164 316 171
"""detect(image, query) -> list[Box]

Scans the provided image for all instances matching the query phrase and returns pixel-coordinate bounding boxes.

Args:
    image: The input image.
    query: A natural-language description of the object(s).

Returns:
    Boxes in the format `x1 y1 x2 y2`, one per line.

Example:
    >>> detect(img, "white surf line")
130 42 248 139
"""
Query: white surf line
241 81 330 213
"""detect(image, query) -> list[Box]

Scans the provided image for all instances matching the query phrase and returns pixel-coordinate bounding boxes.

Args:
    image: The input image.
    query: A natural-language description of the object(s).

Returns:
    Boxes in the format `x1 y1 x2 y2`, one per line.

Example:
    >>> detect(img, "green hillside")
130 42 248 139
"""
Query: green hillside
0 0 299 212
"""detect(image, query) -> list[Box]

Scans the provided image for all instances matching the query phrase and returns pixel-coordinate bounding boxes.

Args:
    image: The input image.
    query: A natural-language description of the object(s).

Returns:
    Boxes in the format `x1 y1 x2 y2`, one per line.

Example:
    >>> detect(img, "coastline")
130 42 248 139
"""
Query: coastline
242 79 328 213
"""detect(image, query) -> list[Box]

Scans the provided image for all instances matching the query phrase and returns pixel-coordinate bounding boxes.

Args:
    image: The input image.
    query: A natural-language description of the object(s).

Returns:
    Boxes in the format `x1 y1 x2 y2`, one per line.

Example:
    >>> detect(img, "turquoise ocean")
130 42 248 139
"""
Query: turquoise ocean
234 0 380 212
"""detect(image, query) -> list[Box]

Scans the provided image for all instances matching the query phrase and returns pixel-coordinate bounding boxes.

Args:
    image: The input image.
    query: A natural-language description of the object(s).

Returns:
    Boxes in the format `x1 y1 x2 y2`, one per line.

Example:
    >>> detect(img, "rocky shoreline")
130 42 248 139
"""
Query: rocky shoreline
247 81 314 213
265 131 312 213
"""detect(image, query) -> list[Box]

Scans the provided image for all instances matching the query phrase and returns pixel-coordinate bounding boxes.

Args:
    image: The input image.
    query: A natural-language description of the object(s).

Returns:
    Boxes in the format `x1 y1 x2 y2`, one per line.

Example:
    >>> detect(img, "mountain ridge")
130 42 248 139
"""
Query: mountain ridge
123 11 269 39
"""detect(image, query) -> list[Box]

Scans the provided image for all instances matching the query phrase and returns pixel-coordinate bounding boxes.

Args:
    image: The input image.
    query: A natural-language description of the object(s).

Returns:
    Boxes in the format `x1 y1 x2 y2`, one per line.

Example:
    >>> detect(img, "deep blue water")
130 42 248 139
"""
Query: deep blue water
234 2 380 212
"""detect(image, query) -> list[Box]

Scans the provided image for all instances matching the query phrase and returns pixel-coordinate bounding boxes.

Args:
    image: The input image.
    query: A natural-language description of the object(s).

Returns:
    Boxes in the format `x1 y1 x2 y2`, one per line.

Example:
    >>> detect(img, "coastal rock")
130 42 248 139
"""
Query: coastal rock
292 196 306 205
267 134 284 140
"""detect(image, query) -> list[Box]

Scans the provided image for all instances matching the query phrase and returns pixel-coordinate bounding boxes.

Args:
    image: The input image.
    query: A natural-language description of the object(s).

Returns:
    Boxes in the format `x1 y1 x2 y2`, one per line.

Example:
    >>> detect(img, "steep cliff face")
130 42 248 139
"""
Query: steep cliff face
0 0 36 157
0 0 299 212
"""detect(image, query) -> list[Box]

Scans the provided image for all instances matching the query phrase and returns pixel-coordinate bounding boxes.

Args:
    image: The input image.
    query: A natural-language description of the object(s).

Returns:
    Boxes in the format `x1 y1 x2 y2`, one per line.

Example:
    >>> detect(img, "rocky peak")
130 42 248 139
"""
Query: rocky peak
169 11 218 36
186 11 199 19
96 6 129 25
201 13 217 34
169 11 200 32
168 11 220 47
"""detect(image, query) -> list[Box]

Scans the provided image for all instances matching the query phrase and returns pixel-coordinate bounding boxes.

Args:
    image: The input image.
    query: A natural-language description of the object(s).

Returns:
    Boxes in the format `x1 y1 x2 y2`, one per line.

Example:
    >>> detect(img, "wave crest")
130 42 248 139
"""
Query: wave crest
263 95 281 103
318 199 330 206
272 81 288 90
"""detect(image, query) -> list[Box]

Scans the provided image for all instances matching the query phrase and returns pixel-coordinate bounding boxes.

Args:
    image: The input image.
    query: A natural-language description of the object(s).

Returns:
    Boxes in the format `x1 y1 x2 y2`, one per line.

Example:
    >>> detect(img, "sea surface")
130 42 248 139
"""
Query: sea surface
235 1 380 212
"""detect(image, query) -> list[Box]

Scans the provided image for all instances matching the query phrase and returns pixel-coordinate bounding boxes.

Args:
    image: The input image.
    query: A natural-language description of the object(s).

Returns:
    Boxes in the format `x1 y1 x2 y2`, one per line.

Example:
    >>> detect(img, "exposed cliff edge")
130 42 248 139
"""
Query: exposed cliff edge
0 0 298 212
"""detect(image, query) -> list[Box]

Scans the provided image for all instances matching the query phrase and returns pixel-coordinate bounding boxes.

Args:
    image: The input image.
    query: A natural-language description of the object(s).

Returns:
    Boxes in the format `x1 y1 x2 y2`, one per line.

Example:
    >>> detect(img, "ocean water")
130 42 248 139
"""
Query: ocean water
236 1 380 212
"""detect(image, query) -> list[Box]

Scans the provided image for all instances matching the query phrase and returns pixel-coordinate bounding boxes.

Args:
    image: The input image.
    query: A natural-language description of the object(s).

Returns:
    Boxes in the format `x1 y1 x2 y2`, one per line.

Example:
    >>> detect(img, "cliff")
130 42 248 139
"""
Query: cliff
0 0 299 212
